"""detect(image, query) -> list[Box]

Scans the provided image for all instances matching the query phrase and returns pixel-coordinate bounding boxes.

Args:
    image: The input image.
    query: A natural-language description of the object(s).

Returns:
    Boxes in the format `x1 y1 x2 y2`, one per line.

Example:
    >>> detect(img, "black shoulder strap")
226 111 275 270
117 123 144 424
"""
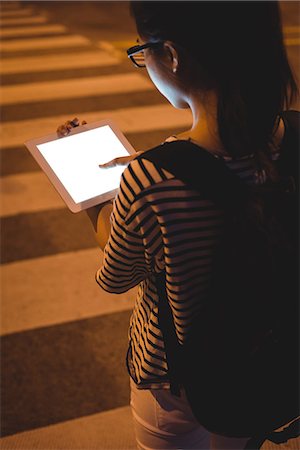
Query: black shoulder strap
137 112 300 203
279 110 300 190
137 140 248 210
138 140 248 396
138 140 249 397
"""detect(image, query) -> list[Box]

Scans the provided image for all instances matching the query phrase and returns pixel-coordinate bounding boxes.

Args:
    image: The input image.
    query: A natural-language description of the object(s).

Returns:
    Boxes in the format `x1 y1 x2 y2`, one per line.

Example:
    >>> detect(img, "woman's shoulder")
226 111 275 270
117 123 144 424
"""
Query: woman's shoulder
119 152 175 204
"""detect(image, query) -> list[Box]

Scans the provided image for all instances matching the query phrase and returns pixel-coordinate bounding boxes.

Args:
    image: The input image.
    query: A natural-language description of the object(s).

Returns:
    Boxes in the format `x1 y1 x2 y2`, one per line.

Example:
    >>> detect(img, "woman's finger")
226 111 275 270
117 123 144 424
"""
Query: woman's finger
56 120 75 137
69 118 79 127
56 124 70 137
99 152 142 169
99 156 130 169
56 117 86 137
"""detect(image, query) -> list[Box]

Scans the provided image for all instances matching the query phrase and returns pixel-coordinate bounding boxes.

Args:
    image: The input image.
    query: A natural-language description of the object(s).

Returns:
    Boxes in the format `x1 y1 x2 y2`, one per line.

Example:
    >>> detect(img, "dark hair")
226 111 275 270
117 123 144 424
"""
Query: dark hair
130 1 298 165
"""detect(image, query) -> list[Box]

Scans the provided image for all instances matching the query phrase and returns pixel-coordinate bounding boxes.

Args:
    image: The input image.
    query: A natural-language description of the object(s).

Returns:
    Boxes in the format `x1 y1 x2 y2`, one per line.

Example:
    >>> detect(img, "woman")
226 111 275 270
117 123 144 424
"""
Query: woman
58 2 298 449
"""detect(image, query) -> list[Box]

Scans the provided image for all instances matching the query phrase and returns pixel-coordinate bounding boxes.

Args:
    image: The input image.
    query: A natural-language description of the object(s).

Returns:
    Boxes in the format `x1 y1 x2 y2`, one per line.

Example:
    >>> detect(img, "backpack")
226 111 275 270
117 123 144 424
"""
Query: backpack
137 110 299 440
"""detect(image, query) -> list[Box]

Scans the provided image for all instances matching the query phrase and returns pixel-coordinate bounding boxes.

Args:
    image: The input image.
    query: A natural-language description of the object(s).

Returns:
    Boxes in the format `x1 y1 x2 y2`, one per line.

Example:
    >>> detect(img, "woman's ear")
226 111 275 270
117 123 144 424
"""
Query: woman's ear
163 41 179 74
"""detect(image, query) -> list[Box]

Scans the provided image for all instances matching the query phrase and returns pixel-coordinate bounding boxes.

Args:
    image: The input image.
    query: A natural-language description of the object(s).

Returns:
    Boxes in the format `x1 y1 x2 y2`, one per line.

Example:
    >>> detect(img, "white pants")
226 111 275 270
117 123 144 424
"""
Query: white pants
130 378 250 450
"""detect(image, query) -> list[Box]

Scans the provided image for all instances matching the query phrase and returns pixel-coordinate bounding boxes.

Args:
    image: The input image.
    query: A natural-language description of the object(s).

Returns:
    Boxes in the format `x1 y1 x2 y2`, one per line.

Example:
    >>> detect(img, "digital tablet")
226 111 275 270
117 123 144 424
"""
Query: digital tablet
24 119 136 213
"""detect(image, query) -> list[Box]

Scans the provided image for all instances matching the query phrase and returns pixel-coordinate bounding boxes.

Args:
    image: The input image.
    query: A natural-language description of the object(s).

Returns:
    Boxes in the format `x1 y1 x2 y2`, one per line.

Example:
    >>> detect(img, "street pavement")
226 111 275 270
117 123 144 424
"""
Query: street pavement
0 1 299 449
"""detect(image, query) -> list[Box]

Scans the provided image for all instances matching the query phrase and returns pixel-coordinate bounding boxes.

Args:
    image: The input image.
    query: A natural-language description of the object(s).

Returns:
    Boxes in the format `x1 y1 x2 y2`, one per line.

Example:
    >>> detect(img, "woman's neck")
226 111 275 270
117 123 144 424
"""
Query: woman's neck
177 90 285 157
177 90 229 156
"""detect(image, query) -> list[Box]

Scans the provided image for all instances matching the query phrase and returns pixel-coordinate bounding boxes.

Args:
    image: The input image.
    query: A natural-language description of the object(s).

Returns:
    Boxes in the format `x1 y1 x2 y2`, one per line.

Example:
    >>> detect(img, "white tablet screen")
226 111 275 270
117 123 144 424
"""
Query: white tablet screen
37 125 129 204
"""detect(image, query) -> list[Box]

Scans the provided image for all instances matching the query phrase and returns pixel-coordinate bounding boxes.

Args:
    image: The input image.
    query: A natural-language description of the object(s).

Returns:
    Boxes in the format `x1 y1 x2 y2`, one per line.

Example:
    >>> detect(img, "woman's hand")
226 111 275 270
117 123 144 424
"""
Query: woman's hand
99 151 143 169
56 118 142 169
56 117 87 137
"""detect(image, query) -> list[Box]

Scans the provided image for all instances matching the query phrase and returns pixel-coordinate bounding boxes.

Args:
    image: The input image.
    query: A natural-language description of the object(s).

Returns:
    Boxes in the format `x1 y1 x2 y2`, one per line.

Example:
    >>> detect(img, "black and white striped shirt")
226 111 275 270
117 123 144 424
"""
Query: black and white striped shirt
96 137 269 389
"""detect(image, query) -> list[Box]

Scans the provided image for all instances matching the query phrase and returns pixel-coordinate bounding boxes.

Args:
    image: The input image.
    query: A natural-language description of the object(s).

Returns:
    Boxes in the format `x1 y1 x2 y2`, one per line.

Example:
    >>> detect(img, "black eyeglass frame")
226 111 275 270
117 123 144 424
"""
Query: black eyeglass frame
127 42 164 68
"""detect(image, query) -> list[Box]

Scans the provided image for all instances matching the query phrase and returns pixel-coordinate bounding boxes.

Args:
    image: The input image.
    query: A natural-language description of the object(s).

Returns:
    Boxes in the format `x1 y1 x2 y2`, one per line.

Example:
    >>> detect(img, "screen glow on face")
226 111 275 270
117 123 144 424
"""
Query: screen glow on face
37 125 129 203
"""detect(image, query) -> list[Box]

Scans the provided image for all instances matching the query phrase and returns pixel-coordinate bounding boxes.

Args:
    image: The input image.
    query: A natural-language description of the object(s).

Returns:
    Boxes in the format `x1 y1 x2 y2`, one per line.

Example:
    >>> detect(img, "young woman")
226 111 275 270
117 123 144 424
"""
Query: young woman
58 2 298 449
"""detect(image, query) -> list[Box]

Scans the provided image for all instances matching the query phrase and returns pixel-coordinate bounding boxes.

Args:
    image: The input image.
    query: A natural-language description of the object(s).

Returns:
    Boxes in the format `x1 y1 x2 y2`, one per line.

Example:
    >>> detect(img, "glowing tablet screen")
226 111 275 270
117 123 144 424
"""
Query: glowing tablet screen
37 125 129 204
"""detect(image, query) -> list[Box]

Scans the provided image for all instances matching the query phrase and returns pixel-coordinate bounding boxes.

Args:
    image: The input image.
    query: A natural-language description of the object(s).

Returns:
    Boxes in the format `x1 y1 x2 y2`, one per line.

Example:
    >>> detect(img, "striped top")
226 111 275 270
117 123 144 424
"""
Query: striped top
96 137 272 390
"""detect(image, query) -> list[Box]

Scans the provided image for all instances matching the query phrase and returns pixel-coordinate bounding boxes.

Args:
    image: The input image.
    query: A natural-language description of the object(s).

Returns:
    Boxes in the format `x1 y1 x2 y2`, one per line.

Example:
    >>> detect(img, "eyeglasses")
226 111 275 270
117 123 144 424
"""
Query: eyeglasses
127 41 163 68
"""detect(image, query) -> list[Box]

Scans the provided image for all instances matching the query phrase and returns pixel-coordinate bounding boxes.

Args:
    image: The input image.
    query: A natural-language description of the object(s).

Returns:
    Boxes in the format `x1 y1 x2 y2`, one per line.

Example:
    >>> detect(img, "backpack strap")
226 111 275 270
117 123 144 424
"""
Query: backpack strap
137 140 248 211
136 140 247 397
278 110 299 191
138 110 300 200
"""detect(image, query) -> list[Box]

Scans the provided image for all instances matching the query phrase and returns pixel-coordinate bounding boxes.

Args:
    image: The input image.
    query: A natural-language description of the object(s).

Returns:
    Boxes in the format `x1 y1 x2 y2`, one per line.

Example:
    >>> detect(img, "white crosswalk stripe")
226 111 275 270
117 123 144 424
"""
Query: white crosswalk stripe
0 15 48 25
0 105 192 149
284 37 300 46
284 26 300 34
0 51 119 74
283 25 300 46
1 73 154 105
1 248 136 336
0 406 136 449
1 171 66 217
0 34 90 51
0 24 67 37
0 7 34 18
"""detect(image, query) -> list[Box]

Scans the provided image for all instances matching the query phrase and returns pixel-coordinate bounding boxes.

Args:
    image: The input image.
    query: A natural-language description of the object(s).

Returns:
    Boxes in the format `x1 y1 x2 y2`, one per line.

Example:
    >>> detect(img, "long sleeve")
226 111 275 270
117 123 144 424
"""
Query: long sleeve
96 158 169 293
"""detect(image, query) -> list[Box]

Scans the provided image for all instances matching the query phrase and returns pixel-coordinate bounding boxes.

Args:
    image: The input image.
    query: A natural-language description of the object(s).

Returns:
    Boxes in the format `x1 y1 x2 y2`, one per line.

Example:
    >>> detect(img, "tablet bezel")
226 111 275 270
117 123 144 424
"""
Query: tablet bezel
24 119 136 213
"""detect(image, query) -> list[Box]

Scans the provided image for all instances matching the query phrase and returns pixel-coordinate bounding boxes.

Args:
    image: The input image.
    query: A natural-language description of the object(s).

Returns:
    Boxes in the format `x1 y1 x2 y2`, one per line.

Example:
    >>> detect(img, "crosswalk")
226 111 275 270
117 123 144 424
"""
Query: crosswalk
0 51 120 74
0 2 190 448
0 24 67 37
1 74 154 104
0 15 48 25
0 105 192 148
0 2 299 450
0 34 91 52
283 25 300 47
0 6 35 18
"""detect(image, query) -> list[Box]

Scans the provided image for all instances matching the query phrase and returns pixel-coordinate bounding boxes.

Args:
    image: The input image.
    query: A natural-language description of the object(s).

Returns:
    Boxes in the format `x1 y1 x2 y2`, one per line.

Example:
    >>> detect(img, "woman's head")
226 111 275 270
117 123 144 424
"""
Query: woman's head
137 40 191 109
130 1 298 158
